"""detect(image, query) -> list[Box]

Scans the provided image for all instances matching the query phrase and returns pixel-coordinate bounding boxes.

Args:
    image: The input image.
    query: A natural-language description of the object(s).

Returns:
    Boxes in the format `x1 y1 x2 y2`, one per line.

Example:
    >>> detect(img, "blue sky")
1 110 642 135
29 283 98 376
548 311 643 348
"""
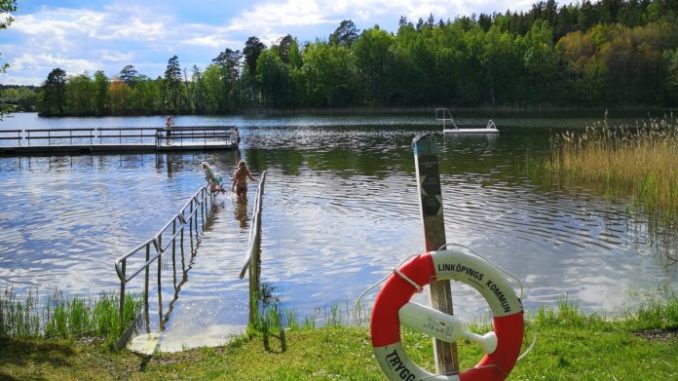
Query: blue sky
1 0 536 86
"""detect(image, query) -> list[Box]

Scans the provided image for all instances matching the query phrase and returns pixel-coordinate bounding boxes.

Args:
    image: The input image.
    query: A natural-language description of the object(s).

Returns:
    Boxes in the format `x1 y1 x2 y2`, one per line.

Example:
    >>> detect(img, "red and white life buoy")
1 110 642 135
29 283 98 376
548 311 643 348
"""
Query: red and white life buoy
370 248 524 381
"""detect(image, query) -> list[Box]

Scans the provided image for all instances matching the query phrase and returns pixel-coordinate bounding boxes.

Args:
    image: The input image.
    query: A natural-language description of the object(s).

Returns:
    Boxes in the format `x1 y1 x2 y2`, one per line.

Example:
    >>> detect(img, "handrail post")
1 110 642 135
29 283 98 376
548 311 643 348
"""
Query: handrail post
202 196 206 229
119 259 127 333
189 201 194 252
180 214 185 258
412 134 459 375
172 219 177 258
248 238 260 325
157 243 164 330
144 243 150 328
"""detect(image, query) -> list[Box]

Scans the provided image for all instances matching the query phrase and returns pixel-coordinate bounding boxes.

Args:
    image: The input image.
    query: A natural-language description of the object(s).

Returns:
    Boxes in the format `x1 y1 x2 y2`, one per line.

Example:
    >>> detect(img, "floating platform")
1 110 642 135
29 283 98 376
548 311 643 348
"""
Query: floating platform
0 126 239 156
435 108 499 134
443 124 499 134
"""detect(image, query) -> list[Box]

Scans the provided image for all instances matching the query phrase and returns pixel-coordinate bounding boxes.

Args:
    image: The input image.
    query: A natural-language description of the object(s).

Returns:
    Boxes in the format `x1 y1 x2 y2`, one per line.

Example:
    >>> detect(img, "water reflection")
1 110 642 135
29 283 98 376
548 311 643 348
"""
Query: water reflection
1 117 676 332
234 198 249 229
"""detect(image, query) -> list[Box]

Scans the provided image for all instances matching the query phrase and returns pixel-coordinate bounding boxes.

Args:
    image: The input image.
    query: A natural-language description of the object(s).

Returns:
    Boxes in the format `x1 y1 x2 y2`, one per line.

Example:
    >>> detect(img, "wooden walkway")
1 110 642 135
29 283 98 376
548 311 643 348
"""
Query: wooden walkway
0 126 239 155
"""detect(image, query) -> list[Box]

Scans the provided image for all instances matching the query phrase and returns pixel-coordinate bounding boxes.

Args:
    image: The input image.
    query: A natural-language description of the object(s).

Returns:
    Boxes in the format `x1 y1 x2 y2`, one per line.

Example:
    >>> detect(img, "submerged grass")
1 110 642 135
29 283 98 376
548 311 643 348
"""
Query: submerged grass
541 117 678 224
2 295 678 380
0 287 141 347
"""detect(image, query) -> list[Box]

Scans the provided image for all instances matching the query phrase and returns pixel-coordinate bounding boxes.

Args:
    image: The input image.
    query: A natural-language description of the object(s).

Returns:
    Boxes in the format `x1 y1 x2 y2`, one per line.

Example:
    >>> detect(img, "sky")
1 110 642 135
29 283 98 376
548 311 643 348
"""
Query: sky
0 0 536 86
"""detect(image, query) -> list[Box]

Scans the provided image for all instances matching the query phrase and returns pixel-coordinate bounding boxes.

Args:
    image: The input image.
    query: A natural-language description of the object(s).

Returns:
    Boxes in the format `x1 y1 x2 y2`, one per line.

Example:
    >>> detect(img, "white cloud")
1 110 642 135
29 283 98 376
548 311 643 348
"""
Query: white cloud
0 76 44 86
225 0 331 44
95 50 134 63
11 53 100 75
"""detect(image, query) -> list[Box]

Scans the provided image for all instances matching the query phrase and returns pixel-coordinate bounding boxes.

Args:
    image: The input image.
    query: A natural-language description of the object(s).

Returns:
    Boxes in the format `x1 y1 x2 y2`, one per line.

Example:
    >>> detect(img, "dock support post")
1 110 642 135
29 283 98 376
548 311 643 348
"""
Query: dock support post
412 134 459 375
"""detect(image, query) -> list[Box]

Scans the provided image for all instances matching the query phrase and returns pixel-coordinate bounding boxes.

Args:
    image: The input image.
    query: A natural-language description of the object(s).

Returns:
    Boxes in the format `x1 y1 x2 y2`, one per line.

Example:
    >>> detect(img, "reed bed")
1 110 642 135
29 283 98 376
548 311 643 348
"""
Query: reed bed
0 287 141 346
544 117 678 224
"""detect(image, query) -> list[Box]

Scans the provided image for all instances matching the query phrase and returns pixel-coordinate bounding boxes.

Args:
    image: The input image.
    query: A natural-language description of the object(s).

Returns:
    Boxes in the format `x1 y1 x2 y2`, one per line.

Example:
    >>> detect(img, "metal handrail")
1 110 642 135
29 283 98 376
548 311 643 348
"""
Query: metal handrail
114 185 212 331
435 108 459 129
0 130 22 145
239 171 267 279
5 126 238 147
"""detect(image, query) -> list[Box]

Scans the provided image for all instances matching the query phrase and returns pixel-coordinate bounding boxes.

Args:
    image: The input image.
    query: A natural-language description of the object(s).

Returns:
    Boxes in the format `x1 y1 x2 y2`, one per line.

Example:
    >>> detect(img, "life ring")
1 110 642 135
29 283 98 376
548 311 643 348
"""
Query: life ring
370 248 523 381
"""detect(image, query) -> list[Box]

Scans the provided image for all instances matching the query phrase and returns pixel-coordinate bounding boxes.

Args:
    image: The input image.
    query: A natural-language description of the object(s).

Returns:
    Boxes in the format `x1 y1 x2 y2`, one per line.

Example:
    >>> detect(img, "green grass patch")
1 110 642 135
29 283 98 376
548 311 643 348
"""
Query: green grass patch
2 297 677 380
0 287 141 347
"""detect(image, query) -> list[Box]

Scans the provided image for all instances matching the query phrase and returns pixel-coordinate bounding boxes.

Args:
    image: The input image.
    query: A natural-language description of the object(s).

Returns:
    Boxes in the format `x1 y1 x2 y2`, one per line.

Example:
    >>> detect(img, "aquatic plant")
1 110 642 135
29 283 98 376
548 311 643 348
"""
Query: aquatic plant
543 116 678 225
0 286 141 346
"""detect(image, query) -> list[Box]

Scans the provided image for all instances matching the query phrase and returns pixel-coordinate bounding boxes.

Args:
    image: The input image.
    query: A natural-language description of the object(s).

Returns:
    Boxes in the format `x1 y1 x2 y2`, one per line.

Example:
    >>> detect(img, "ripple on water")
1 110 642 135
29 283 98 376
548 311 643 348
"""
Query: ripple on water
1 120 676 333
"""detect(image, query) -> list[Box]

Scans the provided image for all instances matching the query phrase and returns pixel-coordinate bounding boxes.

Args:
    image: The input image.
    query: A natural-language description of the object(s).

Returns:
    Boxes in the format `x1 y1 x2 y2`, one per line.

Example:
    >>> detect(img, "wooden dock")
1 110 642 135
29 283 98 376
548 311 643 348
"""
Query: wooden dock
0 126 239 156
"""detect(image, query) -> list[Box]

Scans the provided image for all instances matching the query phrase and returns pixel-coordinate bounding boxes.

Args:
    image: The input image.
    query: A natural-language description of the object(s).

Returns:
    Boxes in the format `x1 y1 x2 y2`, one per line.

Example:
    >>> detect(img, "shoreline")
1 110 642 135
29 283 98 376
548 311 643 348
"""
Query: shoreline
12 105 675 119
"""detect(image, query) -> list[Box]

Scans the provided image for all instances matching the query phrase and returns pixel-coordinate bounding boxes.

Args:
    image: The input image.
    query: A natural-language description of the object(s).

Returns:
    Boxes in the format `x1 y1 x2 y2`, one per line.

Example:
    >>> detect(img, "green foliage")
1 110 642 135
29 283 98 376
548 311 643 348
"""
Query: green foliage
211 48 242 112
243 36 266 76
0 287 141 347
33 1 678 116
329 20 360 47
39 68 67 116
0 0 16 118
0 85 38 111
164 55 183 113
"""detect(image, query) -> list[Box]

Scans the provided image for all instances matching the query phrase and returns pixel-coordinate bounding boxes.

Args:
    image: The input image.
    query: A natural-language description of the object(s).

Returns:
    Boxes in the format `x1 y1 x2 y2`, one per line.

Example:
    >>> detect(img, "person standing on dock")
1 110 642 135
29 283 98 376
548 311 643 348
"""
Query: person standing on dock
231 160 255 200
165 116 175 142
234 127 241 144
202 162 226 194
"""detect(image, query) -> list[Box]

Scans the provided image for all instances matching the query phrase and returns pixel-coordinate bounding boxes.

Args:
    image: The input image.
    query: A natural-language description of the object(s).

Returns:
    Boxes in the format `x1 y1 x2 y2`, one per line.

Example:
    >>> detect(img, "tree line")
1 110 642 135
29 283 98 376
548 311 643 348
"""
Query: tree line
31 0 678 116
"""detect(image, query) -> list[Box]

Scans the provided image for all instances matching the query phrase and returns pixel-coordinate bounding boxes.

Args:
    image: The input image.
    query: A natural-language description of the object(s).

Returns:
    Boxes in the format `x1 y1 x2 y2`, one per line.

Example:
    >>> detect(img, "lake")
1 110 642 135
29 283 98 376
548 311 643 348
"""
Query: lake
1 112 676 348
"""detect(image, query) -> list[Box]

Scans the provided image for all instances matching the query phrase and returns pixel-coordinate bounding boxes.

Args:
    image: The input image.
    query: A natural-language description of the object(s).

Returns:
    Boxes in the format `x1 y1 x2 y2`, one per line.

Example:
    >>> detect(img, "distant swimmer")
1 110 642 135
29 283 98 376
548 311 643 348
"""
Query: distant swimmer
231 160 255 200
201 162 226 194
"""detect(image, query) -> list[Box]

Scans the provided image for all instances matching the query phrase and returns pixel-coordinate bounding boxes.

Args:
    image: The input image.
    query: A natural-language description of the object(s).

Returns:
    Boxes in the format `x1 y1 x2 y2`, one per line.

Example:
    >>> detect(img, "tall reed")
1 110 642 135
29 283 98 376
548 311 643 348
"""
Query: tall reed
543 117 678 224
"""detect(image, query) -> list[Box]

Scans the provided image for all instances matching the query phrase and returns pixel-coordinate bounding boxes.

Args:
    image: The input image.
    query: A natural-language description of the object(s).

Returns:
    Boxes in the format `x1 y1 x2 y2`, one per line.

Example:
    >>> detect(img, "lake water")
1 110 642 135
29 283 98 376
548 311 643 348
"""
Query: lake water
1 112 676 349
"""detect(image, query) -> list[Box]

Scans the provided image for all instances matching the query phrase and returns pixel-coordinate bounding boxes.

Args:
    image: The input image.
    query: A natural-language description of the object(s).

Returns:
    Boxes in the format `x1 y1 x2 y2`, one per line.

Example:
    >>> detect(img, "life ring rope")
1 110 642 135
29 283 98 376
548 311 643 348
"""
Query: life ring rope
353 253 422 323
393 267 424 293
438 243 525 299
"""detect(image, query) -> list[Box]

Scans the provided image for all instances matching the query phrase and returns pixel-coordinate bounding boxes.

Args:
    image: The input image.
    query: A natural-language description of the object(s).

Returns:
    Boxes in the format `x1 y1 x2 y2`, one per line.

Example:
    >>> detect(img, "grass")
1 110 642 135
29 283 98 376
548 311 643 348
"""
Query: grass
0 287 141 347
1 295 677 380
540 117 678 225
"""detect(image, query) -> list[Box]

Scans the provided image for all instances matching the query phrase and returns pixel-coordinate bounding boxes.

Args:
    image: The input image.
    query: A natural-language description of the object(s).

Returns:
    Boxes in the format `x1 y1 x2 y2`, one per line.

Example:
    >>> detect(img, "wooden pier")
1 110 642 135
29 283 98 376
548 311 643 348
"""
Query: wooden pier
0 126 239 155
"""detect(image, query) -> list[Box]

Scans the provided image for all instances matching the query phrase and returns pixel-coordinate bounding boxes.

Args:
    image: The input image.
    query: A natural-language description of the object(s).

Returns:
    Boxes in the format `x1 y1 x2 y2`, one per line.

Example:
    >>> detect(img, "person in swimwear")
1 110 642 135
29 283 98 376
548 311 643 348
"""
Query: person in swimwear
165 115 175 141
231 160 255 199
201 162 226 194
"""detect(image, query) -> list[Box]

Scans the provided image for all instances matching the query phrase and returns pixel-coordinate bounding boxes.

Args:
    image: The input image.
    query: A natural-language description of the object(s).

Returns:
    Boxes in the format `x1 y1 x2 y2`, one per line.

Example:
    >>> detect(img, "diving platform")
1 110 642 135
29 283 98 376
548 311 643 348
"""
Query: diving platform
0 126 239 156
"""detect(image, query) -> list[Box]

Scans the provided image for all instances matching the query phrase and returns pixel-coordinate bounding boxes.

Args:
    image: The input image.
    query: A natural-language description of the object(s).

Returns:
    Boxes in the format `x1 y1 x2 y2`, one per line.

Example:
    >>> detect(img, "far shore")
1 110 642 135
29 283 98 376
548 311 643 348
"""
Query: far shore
6 105 675 120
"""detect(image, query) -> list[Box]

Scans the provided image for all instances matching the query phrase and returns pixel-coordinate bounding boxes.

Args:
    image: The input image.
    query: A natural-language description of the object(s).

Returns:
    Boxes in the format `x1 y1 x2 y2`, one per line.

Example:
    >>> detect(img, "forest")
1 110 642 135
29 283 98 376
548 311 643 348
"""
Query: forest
7 0 678 116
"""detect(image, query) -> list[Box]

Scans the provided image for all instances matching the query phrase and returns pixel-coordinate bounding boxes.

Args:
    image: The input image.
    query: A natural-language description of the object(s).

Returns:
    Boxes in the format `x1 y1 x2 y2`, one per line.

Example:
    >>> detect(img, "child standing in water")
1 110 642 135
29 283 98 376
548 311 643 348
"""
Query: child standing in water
231 160 255 199
201 162 226 194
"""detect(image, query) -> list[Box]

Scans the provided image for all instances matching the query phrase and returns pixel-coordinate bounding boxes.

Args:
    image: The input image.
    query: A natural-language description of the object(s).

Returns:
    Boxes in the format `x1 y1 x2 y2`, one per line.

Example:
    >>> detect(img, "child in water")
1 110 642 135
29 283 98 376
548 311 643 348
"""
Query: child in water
231 160 255 199
201 162 226 194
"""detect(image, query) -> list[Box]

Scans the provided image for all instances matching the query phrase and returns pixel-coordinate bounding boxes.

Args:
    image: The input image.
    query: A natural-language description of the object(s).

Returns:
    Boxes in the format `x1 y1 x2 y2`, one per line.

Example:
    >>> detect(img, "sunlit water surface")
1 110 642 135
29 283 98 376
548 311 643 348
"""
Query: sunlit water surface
1 113 676 349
